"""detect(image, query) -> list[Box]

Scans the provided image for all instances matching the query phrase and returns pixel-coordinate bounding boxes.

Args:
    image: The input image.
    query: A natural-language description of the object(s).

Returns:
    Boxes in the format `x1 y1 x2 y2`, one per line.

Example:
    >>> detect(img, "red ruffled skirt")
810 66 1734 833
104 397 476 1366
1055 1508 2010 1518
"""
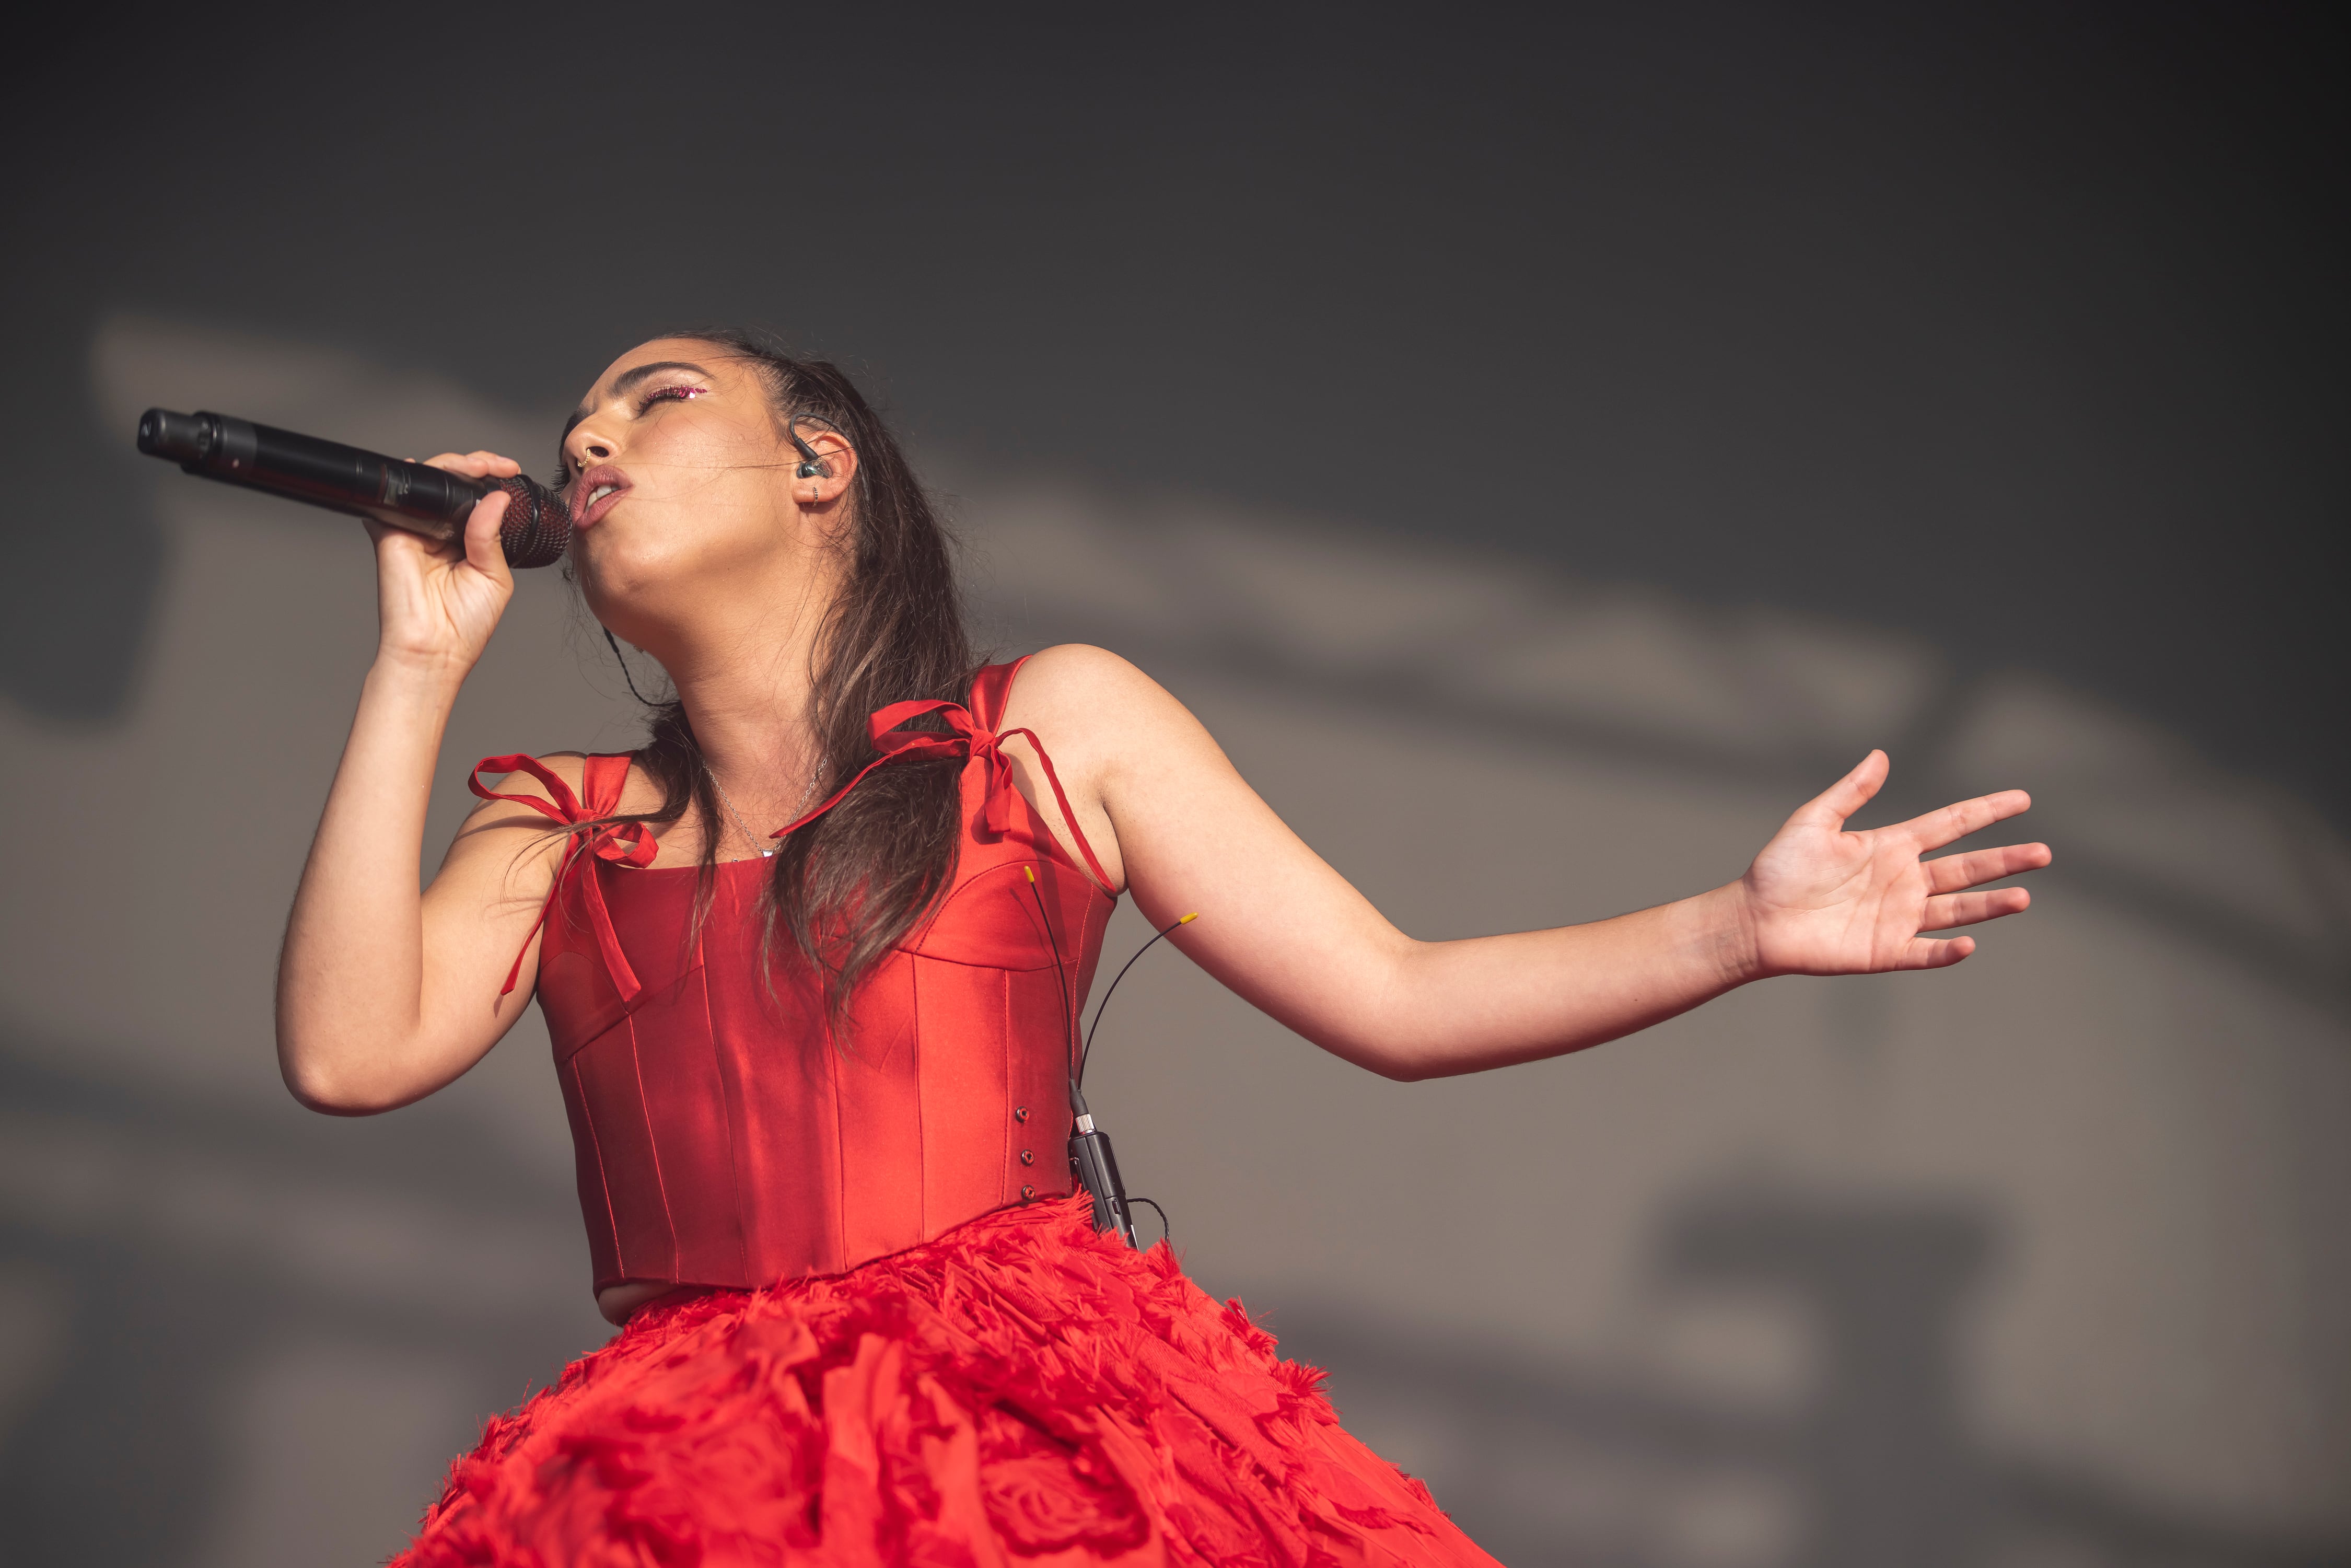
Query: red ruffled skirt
394 1195 1497 1566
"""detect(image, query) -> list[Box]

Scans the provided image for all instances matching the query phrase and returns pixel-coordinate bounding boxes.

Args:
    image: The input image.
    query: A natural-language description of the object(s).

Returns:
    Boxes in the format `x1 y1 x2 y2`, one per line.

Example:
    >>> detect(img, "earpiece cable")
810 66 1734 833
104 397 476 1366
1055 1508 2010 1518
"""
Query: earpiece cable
1021 867 1083 1095
603 628 661 707
1081 912 1197 1084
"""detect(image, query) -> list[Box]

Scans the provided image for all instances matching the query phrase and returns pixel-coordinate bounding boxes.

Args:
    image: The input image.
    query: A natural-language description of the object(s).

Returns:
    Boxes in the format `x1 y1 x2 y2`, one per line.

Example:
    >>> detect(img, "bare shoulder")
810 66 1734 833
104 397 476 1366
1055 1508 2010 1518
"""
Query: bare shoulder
1005 643 1161 709
999 644 1224 779
1004 645 1201 741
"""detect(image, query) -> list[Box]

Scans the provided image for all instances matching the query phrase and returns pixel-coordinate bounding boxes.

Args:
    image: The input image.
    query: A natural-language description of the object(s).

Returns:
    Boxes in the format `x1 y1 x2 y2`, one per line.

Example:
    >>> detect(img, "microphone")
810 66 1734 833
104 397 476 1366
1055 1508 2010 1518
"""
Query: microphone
135 408 572 568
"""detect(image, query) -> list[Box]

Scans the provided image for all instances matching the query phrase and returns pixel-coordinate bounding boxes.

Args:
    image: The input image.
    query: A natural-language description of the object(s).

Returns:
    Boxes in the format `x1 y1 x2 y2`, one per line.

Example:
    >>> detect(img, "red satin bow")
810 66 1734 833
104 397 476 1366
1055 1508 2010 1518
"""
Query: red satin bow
470 754 657 1001
774 700 1111 889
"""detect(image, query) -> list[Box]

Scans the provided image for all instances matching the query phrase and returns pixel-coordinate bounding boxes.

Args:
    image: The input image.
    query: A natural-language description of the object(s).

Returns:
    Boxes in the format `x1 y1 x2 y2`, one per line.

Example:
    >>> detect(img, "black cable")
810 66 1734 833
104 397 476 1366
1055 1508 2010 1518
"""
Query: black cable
1128 1197 1170 1249
1020 869 1082 1094
1080 913 1194 1084
603 628 660 707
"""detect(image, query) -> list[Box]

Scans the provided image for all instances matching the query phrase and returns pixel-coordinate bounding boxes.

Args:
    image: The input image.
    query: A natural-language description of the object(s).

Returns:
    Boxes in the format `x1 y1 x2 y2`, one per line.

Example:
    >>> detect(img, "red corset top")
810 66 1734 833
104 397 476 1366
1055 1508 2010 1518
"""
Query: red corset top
468 658 1118 1297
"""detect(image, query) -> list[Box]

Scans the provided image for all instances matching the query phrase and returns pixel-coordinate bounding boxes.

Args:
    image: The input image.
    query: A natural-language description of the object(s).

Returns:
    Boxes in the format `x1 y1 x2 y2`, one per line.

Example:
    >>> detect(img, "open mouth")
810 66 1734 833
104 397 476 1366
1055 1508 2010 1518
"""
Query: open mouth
572 466 631 527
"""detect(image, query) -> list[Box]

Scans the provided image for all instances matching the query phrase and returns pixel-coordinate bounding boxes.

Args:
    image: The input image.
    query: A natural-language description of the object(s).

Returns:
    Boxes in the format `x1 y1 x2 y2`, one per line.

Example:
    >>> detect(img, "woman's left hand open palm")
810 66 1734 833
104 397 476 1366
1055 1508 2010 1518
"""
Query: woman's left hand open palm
1741 750 2051 976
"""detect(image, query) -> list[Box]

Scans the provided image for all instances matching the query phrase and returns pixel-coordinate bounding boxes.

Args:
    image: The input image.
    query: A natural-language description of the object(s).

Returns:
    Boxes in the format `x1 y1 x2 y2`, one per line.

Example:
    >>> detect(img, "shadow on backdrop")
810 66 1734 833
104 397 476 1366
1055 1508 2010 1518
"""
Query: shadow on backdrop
1279 1182 2348 1567
0 1034 591 1564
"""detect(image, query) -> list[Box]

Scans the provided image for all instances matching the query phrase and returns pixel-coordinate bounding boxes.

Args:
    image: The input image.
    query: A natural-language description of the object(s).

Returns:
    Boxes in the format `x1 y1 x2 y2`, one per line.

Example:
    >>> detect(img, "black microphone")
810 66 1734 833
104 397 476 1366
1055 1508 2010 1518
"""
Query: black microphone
135 408 572 568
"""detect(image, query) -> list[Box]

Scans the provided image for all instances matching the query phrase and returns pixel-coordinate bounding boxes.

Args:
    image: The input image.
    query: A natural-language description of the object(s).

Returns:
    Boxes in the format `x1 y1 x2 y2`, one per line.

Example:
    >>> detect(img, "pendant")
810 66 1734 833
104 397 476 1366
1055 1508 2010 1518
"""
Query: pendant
760 849 774 857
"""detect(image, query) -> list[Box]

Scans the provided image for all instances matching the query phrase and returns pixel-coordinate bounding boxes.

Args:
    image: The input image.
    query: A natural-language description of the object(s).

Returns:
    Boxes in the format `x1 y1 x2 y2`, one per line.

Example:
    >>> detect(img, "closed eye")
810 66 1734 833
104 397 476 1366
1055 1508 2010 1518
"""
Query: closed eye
553 384 710 480
635 384 708 415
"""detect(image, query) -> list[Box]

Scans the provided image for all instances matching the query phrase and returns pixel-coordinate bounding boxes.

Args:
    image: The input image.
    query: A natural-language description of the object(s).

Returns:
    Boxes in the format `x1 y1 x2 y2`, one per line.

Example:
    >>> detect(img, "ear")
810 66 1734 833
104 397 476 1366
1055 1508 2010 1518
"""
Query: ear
793 428 858 507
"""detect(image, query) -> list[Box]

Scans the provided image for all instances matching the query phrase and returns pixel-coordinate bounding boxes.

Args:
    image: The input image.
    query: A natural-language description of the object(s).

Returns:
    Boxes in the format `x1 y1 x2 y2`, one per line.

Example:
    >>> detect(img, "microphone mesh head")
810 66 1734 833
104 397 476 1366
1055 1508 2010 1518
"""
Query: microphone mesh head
492 477 573 568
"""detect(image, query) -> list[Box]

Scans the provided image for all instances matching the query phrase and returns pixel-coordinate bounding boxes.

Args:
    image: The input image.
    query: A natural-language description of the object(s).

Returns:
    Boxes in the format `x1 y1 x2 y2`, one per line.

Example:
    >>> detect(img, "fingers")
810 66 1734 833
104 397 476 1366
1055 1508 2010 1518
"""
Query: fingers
1926 841 2054 893
1920 886 2031 931
364 514 452 565
1903 788 2033 852
463 489 514 583
1797 749 1890 829
423 449 523 478
1894 934 1975 970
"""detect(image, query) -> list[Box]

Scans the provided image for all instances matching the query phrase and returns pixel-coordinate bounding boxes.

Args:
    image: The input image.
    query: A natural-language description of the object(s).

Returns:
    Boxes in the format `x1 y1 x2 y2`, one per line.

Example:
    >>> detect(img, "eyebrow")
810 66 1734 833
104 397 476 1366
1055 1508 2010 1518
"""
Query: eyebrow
563 360 715 436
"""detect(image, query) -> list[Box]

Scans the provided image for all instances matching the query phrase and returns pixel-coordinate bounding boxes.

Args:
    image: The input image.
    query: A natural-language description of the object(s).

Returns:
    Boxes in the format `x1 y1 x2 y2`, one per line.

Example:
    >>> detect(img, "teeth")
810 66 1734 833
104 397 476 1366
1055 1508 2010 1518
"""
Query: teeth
587 484 618 504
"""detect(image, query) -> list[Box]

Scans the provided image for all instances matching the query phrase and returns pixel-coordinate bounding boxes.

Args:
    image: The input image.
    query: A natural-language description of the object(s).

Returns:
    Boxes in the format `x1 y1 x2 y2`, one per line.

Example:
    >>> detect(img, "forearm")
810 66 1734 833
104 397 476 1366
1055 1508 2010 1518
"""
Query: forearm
275 655 461 1108
1335 884 1761 1080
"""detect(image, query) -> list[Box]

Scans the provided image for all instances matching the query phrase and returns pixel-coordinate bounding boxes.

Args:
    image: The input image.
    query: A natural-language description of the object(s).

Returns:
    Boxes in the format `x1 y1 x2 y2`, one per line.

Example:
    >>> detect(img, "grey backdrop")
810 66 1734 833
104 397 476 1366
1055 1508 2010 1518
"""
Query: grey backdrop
1 5 2344 1565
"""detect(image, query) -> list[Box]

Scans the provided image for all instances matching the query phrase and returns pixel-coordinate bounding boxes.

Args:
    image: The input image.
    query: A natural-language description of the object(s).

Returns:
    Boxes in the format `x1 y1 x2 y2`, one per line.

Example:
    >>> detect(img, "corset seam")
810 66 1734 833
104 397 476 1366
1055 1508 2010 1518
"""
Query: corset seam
999 965 1015 1207
827 1005 848 1271
893 946 1068 973
694 958 750 1283
911 959 927 1237
569 1053 623 1278
624 1014 681 1277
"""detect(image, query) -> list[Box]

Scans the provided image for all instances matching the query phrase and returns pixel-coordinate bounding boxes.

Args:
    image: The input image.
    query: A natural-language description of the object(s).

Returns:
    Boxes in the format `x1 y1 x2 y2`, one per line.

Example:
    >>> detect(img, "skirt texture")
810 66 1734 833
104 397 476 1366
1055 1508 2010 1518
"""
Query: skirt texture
395 1195 1498 1567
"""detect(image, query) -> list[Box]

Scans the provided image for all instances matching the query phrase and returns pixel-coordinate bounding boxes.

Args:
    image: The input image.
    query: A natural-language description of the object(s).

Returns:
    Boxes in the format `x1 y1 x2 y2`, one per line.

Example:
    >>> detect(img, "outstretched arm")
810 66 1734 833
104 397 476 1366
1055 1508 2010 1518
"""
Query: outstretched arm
1003 646 2050 1081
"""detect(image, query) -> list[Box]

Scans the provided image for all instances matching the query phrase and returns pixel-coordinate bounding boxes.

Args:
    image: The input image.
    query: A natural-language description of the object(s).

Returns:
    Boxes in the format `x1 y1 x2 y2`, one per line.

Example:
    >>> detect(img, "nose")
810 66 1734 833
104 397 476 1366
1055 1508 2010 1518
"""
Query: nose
565 425 615 474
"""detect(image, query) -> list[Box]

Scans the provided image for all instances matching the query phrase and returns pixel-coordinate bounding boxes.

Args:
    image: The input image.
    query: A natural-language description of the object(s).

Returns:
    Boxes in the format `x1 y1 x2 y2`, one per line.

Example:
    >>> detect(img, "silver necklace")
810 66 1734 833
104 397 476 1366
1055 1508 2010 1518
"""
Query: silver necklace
707 756 825 860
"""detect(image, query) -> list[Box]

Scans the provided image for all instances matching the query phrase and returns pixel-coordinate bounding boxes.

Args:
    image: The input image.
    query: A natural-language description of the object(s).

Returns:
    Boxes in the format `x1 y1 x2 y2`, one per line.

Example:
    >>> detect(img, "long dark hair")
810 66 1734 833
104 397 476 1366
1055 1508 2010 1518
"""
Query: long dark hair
579 329 975 1023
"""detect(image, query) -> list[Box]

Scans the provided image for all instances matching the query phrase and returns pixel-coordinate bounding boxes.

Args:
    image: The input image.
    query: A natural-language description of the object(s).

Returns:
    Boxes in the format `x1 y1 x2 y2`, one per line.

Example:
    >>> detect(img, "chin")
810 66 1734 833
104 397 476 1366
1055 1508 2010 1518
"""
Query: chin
573 530 679 621
579 526 773 626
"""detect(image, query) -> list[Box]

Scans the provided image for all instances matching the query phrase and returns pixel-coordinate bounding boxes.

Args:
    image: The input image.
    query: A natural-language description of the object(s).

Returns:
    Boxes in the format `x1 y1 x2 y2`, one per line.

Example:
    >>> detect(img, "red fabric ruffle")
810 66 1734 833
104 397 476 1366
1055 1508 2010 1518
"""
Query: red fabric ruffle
395 1195 1497 1567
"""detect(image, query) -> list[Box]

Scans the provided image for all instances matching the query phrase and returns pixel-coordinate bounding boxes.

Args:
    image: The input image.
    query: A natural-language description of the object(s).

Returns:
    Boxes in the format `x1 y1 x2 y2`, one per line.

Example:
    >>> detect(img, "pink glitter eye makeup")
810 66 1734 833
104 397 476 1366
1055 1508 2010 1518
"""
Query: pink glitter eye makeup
637 385 709 413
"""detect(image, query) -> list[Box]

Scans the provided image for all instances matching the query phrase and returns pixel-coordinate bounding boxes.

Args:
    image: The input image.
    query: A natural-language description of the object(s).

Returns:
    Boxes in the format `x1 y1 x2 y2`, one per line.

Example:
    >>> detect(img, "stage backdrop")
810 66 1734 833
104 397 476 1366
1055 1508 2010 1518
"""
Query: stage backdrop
0 312 2336 1567
1 8 2344 1566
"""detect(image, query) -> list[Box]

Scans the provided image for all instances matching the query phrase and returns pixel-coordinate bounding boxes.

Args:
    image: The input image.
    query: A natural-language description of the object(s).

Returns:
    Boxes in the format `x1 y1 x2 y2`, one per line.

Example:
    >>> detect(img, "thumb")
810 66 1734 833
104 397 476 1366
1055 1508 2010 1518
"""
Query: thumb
1799 749 1888 828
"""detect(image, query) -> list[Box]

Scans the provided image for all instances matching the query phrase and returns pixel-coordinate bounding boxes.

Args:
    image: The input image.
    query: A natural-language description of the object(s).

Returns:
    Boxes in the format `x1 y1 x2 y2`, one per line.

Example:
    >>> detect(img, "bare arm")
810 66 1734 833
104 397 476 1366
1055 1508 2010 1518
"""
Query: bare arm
275 451 563 1113
1002 645 2050 1082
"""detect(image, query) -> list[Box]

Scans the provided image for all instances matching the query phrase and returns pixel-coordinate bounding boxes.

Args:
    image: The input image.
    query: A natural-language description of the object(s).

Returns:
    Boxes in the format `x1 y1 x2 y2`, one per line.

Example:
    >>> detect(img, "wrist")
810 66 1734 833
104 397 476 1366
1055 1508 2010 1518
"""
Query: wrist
366 647 471 702
1692 880 1767 988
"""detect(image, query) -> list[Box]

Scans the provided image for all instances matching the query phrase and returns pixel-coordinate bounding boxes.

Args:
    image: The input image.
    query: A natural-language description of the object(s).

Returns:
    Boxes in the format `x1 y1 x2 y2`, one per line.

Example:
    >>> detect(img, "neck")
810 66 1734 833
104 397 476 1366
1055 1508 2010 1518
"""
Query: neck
634 554 846 816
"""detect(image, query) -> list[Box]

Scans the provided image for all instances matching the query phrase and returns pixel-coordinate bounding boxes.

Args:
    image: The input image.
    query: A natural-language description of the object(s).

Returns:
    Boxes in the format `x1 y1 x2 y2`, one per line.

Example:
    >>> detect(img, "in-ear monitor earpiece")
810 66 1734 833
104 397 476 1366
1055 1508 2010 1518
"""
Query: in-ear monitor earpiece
786 412 833 480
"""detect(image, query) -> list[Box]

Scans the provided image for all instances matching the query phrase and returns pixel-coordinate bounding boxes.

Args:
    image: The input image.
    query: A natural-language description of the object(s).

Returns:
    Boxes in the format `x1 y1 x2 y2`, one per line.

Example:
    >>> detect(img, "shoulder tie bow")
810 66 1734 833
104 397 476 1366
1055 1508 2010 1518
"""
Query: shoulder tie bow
773 700 1113 889
470 753 658 1001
